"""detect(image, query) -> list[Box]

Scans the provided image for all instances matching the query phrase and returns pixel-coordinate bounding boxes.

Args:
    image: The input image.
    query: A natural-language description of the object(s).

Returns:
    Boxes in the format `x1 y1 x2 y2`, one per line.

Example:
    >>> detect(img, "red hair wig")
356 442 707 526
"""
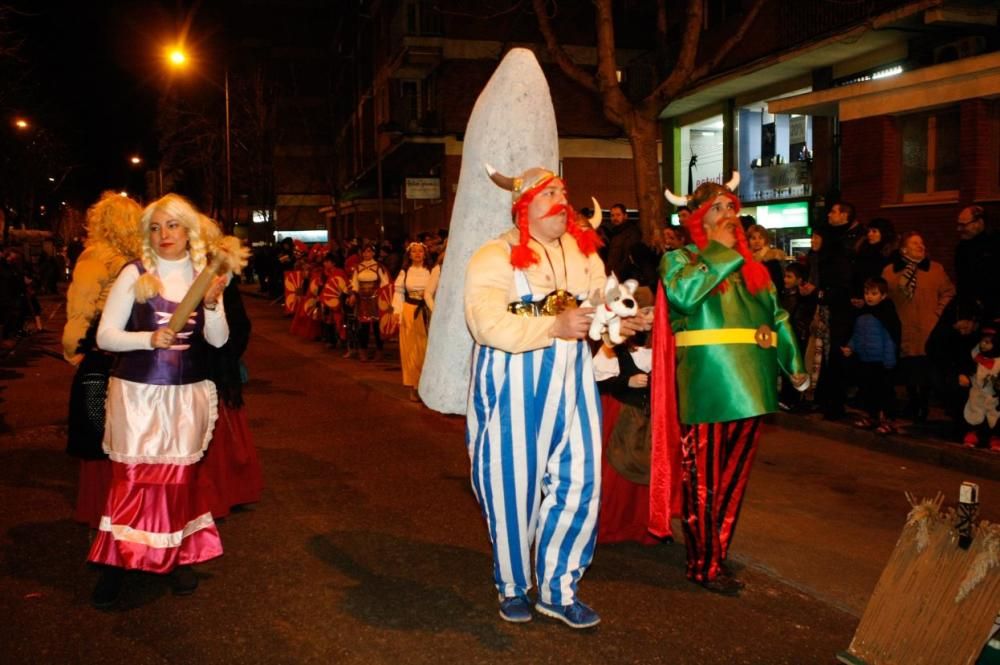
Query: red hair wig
508 176 602 269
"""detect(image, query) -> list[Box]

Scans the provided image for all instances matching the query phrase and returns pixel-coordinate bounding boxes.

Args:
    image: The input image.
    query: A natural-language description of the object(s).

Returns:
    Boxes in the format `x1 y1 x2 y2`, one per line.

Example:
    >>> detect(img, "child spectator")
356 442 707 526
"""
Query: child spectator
781 263 817 352
842 277 901 434
779 262 818 409
959 324 1000 451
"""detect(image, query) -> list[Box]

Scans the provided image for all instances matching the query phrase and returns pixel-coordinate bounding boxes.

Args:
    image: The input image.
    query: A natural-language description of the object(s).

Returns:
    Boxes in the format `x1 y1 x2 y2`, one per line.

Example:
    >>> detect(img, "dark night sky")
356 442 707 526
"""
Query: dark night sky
9 0 219 204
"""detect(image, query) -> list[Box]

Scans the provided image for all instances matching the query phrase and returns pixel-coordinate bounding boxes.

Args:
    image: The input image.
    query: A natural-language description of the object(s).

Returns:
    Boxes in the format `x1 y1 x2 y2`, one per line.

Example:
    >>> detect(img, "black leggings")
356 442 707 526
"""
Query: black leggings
357 320 382 350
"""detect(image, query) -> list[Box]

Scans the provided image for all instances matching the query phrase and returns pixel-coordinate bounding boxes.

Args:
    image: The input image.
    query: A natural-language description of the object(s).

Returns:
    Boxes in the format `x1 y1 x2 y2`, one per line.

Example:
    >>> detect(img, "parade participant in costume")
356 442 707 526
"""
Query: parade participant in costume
290 245 324 340
63 192 143 529
319 252 350 348
465 164 646 628
593 295 661 546
282 240 308 315
348 243 389 361
654 175 808 594
89 194 229 609
197 216 263 517
392 242 440 401
960 324 1000 451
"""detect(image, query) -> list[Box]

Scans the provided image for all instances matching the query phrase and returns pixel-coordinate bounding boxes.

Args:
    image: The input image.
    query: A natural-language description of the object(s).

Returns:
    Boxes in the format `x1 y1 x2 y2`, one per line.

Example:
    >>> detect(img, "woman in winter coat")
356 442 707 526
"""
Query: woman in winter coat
882 231 955 421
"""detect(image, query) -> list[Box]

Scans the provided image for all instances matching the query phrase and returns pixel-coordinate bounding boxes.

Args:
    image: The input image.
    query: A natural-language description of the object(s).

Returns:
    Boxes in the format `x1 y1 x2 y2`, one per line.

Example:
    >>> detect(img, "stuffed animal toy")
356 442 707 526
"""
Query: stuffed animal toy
585 273 639 344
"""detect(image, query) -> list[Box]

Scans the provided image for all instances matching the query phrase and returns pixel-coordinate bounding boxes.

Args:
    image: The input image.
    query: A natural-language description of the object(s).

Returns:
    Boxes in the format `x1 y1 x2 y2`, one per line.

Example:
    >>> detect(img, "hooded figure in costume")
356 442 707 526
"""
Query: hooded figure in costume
464 164 616 628
650 175 807 594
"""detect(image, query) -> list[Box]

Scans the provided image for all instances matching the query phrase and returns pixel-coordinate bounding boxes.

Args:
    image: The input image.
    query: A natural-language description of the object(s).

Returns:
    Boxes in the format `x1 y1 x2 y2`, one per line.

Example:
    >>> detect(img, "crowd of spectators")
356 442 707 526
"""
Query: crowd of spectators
591 200 999 451
0 246 63 346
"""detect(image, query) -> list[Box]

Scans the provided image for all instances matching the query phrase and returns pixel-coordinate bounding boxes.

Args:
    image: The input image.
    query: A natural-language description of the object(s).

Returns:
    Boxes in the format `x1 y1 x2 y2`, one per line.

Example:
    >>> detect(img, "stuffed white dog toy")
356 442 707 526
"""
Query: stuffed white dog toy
585 273 639 344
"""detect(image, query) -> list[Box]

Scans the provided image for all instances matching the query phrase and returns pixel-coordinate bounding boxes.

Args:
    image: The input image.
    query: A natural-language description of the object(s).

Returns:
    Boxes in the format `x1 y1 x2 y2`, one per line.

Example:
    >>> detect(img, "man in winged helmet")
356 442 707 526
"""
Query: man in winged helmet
650 174 808 595
464 165 649 628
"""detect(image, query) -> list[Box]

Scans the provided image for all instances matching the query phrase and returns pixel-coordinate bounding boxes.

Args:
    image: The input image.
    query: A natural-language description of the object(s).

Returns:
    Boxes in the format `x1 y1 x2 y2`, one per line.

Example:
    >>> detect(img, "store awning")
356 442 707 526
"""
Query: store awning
767 50 1000 120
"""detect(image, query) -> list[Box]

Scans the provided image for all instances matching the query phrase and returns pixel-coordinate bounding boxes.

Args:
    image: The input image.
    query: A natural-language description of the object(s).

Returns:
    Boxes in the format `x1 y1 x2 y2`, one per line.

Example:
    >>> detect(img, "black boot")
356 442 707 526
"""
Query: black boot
170 565 199 596
699 575 742 596
91 566 125 609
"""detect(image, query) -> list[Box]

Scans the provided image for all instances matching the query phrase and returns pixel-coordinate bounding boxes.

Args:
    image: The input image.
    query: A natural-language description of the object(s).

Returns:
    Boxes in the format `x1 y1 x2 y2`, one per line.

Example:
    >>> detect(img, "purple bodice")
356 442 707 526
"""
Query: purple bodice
113 261 208 385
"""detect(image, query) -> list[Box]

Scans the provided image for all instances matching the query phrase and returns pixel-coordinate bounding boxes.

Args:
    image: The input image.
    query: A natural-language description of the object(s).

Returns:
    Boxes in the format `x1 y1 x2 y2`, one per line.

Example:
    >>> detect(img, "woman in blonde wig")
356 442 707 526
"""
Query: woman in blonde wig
63 192 143 529
392 242 439 401
89 194 229 609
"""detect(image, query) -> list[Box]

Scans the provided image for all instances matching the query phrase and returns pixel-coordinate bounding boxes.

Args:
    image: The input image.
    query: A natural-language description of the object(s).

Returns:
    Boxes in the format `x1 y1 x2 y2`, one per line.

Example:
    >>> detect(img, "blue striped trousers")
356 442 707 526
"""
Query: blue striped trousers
467 338 602 605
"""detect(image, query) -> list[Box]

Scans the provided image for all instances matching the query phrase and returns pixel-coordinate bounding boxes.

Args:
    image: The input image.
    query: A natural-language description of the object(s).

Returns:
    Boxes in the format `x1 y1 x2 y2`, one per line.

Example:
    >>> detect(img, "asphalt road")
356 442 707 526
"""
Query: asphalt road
1 289 997 664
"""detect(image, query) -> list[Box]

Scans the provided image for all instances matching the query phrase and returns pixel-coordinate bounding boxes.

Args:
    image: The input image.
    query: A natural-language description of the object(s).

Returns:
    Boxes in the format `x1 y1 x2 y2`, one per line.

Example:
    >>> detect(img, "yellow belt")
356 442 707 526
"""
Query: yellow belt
675 326 777 349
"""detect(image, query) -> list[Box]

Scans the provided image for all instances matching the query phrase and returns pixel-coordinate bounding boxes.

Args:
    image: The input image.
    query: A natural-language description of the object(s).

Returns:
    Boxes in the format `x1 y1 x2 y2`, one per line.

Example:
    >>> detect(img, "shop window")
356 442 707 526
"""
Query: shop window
679 115 725 195
736 100 813 203
899 106 959 202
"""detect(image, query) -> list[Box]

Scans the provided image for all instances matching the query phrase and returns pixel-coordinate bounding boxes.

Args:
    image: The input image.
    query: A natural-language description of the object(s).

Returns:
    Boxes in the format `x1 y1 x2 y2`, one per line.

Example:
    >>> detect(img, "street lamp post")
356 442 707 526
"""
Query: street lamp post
166 46 233 232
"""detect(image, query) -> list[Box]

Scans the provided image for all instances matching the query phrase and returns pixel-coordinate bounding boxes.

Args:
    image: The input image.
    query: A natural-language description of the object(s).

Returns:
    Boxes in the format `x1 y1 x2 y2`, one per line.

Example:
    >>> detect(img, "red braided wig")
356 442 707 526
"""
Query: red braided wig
684 191 771 295
508 176 602 269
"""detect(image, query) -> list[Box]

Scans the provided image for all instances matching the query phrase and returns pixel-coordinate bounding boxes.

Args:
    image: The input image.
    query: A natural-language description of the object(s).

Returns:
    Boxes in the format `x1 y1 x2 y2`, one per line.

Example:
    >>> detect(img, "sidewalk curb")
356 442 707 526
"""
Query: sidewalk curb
771 411 1000 481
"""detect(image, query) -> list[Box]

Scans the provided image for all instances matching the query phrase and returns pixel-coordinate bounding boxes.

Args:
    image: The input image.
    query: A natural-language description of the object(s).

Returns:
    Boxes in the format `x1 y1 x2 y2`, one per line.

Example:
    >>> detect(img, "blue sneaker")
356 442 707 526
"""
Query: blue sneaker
535 600 601 629
498 595 532 623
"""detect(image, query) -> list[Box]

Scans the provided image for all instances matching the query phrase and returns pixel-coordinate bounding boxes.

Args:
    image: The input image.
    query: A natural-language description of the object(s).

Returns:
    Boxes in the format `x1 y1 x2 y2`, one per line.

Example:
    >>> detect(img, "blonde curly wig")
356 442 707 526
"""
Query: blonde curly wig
134 194 208 303
199 214 223 247
85 192 142 258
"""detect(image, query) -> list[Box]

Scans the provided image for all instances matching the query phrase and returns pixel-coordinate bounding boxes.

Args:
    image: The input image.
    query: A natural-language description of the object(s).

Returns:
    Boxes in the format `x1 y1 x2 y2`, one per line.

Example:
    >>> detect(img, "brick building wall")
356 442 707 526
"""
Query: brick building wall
840 99 1000 278
562 157 638 212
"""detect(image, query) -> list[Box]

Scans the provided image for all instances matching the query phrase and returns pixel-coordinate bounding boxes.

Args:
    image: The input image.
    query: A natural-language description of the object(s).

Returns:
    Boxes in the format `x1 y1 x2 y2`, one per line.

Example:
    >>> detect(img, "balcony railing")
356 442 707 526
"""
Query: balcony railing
776 0 919 43
741 161 812 203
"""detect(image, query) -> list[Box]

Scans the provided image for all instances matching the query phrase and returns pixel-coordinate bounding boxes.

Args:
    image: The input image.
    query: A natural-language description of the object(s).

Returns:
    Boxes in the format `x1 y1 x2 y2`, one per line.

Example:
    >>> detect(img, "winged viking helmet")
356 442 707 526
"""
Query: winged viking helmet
663 171 770 295
484 163 603 268
664 172 740 210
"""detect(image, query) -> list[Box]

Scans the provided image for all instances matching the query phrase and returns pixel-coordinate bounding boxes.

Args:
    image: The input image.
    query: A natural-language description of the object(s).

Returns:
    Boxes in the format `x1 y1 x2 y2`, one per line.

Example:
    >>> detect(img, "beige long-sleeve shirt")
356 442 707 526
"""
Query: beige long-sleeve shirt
464 228 606 354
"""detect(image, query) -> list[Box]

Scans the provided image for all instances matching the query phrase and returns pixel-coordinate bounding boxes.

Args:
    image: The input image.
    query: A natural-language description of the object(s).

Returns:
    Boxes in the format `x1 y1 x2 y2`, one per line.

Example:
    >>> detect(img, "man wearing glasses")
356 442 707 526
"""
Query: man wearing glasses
954 206 999 329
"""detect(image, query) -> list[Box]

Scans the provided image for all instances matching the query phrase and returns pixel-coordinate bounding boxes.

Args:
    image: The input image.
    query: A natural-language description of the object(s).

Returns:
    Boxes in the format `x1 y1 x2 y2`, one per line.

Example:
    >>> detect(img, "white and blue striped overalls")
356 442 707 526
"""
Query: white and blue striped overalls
467 268 602 605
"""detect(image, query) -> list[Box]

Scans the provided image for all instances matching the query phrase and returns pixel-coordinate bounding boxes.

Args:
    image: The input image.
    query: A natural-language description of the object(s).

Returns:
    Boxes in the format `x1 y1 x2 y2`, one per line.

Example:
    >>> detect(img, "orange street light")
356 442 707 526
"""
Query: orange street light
130 155 142 165
168 48 187 67
14 118 29 130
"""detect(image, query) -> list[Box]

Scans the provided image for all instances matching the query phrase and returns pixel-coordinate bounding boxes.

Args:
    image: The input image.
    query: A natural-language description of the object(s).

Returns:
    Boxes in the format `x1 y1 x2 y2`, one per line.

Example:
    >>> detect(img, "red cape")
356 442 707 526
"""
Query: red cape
648 283 683 538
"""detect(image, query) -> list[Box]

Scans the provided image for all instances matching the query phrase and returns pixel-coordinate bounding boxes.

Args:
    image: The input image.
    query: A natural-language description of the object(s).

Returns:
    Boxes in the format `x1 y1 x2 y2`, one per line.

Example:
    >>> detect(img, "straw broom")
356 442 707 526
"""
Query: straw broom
841 494 1000 665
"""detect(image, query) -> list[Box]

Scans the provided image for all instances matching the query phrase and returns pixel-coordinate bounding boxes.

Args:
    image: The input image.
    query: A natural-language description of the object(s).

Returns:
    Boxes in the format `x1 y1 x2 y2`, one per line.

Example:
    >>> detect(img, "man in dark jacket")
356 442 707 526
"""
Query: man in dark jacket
815 201 864 420
602 203 659 289
602 204 641 278
954 206 999 325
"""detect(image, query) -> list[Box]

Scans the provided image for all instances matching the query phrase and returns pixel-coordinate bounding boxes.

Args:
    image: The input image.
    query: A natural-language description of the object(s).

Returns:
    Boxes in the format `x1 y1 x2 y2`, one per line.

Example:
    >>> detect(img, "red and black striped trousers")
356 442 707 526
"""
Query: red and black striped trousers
679 417 762 582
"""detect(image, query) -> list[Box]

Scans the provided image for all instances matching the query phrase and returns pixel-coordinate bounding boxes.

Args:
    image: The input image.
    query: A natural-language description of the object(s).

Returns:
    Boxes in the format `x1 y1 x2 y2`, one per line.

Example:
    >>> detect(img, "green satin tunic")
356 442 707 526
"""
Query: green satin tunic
660 241 805 425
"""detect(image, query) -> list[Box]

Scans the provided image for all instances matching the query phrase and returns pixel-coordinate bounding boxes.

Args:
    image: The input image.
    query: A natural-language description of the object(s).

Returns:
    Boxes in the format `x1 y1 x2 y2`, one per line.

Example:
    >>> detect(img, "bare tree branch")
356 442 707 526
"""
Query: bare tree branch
690 0 769 81
648 0 704 110
591 0 629 125
530 0 598 93
654 0 670 80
